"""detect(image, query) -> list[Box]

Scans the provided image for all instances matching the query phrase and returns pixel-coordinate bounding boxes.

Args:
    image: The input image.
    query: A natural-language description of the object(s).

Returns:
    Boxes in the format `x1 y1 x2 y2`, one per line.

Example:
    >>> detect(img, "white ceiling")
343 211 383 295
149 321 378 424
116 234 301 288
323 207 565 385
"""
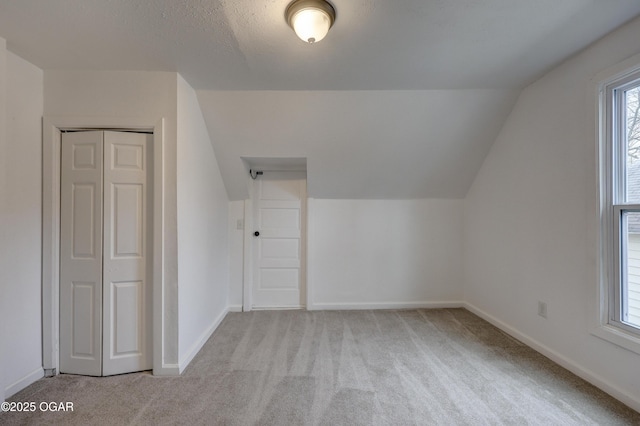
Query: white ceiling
1 1 640 199
1 0 639 90
199 90 519 199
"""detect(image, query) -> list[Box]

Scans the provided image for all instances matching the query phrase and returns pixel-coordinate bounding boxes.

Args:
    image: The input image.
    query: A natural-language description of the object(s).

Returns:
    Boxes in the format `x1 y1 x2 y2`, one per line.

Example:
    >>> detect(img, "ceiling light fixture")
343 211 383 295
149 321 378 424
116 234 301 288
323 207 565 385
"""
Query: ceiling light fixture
285 0 336 44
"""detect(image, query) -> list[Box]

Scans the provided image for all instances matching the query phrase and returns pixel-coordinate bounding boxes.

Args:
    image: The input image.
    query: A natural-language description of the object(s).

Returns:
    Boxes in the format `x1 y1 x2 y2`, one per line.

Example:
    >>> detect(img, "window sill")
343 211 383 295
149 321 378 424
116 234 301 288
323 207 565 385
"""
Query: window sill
591 323 640 355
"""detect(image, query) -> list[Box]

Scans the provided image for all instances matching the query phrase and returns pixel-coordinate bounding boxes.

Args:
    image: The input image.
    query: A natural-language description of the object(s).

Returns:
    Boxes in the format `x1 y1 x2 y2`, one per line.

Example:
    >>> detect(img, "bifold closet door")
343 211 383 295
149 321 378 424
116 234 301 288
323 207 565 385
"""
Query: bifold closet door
59 131 152 376
102 131 152 376
60 131 104 376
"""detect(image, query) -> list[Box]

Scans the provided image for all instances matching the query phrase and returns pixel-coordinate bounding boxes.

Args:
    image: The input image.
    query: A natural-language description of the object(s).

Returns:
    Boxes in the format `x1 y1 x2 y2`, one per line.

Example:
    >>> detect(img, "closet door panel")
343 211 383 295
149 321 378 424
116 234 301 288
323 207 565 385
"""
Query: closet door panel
102 131 153 376
59 131 104 376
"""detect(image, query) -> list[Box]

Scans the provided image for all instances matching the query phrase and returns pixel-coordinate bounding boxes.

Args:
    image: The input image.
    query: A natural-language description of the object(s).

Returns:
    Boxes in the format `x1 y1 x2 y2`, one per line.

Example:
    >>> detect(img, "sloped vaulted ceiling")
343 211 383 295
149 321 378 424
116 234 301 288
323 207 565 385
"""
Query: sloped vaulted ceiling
1 0 640 199
198 90 519 199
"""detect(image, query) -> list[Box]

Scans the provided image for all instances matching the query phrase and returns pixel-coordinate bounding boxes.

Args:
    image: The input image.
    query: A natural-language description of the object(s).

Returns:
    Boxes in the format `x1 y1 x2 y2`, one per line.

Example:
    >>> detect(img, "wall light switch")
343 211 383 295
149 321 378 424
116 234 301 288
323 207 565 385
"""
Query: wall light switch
236 219 244 230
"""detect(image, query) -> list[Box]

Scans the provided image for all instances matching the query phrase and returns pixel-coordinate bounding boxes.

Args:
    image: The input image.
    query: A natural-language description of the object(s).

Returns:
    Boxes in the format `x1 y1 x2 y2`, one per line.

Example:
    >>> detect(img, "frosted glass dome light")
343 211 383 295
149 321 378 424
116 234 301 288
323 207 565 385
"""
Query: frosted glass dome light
286 0 336 44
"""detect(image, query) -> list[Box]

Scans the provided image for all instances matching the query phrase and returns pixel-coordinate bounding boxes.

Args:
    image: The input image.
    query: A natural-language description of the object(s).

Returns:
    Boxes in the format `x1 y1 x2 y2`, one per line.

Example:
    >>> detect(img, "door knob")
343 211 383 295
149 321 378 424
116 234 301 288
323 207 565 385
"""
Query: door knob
254 231 260 237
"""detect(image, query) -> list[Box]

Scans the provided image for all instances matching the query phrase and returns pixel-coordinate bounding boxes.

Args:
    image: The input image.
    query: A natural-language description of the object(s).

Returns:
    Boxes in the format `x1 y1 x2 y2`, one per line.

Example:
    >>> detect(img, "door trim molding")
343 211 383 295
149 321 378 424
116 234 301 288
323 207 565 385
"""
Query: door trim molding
242 198 253 312
306 197 314 310
42 116 165 375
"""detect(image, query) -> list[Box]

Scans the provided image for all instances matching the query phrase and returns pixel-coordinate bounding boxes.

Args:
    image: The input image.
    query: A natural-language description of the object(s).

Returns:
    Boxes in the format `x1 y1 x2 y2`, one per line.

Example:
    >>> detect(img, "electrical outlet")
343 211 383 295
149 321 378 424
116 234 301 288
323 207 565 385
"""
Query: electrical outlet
538 301 547 319
236 219 244 230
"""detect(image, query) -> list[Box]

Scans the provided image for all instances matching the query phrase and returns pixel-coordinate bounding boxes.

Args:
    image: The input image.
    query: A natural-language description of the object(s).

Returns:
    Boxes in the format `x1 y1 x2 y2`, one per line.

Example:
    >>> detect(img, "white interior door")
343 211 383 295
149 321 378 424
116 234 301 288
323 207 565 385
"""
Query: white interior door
252 172 306 309
102 131 152 375
59 130 152 376
60 131 104 376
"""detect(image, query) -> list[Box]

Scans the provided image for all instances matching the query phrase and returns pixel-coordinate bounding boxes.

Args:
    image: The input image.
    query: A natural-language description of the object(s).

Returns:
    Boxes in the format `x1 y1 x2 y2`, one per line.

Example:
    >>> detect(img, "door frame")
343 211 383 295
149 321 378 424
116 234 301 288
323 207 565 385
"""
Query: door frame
42 116 164 375
242 172 310 311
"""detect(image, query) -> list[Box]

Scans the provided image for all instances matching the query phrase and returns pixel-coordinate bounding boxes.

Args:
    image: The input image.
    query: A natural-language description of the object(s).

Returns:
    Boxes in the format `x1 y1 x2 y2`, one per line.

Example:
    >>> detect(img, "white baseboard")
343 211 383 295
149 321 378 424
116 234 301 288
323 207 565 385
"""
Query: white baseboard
153 364 180 376
252 306 305 310
463 302 640 413
4 367 44 399
309 301 464 311
227 304 243 312
178 306 229 373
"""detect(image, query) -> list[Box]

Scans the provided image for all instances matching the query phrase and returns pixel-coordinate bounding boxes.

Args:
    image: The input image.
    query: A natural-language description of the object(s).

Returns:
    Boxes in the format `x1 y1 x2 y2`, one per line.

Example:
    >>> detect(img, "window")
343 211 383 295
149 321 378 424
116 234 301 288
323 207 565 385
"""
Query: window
601 66 640 343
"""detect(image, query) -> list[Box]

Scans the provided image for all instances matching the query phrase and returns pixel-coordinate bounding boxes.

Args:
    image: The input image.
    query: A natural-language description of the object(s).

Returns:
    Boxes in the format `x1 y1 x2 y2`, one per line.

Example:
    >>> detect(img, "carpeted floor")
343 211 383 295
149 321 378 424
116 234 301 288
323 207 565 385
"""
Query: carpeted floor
2 309 639 425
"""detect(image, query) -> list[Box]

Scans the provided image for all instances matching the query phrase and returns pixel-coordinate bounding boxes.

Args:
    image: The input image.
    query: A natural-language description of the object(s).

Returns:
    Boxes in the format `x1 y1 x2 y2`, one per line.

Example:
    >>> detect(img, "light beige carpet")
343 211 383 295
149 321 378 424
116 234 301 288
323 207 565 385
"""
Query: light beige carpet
2 309 639 425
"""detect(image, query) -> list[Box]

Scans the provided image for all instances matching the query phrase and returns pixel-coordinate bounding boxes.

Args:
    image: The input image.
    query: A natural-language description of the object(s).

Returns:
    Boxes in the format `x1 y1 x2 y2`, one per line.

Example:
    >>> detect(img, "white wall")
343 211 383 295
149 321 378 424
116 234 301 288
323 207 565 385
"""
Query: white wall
176 75 229 370
0 37 6 404
0 44 44 399
44 70 181 368
227 198 463 310
310 199 463 308
464 16 640 409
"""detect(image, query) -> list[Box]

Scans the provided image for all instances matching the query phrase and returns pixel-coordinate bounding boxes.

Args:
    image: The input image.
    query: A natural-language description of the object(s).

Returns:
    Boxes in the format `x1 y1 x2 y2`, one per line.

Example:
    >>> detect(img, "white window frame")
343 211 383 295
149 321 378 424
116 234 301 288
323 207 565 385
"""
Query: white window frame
595 55 640 355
